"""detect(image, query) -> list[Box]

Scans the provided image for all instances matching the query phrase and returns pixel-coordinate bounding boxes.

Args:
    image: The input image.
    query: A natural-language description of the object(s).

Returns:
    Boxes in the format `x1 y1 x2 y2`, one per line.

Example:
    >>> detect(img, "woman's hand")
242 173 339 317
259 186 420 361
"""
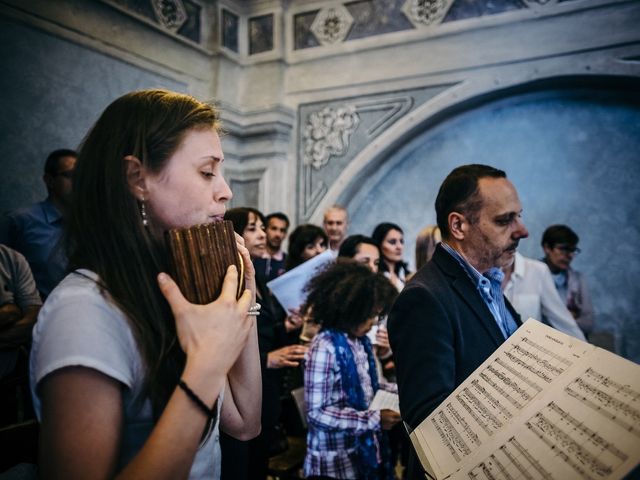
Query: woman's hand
375 326 392 359
380 409 401 430
234 232 256 303
158 266 253 376
267 344 308 368
285 308 303 332
375 326 390 350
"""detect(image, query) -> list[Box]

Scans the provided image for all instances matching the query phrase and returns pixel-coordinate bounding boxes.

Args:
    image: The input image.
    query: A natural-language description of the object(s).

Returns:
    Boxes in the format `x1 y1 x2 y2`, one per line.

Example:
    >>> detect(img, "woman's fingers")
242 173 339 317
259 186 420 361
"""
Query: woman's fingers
237 286 253 313
218 265 240 300
235 239 256 298
286 345 307 360
233 232 246 246
157 273 190 316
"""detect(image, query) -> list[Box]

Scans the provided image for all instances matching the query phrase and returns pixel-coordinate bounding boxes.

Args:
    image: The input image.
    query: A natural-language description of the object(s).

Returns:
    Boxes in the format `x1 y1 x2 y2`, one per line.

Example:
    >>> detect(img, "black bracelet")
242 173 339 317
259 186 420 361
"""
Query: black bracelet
178 380 217 420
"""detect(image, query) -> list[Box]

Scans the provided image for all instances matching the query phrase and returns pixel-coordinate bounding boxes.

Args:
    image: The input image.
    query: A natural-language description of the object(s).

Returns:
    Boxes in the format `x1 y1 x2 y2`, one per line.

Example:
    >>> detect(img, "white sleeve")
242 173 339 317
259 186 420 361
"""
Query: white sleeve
31 280 139 394
575 272 595 335
539 268 586 341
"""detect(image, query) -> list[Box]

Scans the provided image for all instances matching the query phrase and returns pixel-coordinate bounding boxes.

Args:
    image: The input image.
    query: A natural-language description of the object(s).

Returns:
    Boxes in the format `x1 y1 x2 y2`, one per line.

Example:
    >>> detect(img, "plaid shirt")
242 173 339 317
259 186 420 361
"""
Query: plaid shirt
303 329 396 479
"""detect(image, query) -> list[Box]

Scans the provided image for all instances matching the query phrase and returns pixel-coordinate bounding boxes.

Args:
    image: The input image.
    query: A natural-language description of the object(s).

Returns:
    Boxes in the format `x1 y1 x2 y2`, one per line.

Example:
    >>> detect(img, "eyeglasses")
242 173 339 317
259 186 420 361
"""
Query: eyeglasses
554 244 581 254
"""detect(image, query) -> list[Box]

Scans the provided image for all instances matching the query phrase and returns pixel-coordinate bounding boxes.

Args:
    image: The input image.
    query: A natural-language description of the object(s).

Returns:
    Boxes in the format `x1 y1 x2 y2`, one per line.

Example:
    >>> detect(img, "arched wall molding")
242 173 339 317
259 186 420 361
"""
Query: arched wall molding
306 51 640 225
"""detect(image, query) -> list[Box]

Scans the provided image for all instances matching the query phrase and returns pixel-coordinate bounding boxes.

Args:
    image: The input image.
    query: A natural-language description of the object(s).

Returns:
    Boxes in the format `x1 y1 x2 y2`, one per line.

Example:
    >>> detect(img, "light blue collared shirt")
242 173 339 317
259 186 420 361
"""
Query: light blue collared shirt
0 198 67 298
441 242 518 339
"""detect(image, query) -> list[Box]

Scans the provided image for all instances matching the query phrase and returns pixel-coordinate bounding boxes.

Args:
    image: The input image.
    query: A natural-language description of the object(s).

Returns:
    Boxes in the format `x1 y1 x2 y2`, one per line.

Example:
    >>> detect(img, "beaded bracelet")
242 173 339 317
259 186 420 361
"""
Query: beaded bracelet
178 380 217 420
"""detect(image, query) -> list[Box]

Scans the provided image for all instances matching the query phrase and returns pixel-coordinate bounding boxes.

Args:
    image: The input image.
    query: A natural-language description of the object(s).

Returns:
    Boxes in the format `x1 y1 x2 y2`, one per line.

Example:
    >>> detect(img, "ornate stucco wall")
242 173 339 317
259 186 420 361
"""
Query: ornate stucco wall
1 0 639 360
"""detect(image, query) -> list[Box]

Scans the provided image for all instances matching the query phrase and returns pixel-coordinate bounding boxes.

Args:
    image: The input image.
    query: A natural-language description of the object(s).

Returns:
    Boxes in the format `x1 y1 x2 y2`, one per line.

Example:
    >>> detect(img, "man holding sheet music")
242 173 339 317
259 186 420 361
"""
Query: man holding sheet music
388 164 529 479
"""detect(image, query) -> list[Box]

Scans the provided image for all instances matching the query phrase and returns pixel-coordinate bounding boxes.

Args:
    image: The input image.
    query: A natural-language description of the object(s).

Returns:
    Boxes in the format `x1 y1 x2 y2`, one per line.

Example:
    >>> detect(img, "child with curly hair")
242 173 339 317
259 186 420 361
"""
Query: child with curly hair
302 261 400 480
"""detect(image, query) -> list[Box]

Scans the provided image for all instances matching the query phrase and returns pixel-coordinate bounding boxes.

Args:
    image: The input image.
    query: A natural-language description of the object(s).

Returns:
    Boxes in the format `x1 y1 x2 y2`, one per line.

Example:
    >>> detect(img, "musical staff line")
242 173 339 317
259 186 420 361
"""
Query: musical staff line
585 368 640 400
466 436 554 480
457 387 502 436
471 379 513 421
565 377 640 440
489 454 514 480
494 357 543 393
521 337 573 367
431 408 468 461
504 351 554 384
512 344 566 377
445 402 481 448
481 368 525 410
508 437 552 480
526 402 625 480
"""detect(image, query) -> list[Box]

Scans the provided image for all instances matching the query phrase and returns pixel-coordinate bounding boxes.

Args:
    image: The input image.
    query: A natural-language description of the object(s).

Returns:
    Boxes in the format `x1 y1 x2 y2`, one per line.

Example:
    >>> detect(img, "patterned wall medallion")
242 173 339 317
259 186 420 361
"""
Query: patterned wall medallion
310 4 354 46
151 0 187 32
402 0 454 27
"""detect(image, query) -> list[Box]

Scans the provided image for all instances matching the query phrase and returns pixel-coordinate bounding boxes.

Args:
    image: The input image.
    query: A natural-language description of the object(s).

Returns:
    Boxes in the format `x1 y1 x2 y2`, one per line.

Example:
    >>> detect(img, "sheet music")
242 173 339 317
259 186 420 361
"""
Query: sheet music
452 348 640 480
266 249 335 312
411 320 640 480
370 389 400 413
412 320 589 477
409 319 640 480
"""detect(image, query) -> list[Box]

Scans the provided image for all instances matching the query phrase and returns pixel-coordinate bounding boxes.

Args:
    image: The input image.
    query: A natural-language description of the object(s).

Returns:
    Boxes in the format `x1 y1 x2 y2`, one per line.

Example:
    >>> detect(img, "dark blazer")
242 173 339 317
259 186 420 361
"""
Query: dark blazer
388 244 521 478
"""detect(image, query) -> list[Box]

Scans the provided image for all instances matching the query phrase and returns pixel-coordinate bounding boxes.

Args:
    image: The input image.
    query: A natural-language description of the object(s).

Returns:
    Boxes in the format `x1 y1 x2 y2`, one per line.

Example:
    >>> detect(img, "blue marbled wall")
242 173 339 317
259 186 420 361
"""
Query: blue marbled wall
348 88 640 362
0 17 185 213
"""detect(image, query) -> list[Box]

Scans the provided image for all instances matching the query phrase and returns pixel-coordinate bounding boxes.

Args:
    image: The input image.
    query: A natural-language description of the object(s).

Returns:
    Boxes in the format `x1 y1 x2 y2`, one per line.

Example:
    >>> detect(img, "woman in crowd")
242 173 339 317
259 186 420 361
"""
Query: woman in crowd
414 224 441 271
302 262 401 480
30 89 261 479
541 224 594 337
224 207 308 479
338 235 391 361
338 234 381 273
371 223 410 291
285 224 328 271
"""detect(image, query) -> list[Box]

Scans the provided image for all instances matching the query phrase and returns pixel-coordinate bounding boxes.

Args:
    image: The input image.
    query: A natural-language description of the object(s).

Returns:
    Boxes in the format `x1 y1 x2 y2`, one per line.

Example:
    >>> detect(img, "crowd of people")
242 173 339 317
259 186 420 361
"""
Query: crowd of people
0 89 596 480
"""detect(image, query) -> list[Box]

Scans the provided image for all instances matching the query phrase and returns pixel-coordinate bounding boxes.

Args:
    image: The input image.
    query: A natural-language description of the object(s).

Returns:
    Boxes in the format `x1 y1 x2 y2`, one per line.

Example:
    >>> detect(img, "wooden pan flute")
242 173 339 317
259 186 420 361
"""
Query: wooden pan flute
165 220 244 304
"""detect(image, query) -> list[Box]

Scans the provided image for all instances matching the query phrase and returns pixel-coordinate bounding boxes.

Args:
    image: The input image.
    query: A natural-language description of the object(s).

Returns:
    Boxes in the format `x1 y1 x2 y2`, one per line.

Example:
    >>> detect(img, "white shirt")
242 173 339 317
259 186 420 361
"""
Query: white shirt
30 270 222 478
503 253 586 341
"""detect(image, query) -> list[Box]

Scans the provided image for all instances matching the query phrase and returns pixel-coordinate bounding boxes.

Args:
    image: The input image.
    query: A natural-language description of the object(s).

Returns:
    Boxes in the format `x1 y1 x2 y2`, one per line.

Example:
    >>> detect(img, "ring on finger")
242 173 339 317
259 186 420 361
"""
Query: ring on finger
247 303 262 316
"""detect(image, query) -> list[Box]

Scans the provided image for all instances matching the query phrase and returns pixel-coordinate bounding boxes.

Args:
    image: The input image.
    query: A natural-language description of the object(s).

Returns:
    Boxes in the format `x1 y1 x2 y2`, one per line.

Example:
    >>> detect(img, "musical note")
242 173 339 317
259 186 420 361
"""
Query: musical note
466 437 552 480
430 408 471 461
565 369 640 440
525 402 627 480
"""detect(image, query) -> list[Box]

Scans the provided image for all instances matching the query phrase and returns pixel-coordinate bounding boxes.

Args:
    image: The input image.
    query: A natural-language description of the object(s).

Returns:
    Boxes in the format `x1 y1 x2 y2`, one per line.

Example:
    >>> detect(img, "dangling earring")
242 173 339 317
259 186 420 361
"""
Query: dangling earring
140 197 148 227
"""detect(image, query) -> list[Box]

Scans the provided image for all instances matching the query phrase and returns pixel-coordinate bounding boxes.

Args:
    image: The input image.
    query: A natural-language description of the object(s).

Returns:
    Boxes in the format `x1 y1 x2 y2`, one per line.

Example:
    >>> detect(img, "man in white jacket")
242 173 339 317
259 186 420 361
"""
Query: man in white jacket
502 252 586 341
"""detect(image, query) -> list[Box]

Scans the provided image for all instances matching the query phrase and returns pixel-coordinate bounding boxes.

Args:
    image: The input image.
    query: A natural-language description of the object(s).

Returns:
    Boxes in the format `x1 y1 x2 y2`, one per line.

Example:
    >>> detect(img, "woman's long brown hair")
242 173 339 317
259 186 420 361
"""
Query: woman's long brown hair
66 89 220 416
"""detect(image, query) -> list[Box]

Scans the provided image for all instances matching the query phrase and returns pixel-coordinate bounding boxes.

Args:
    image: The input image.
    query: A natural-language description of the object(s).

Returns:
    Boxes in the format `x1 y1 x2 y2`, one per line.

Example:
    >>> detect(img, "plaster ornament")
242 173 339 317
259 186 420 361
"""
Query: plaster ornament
402 0 453 27
310 4 354 46
151 0 187 32
303 106 359 170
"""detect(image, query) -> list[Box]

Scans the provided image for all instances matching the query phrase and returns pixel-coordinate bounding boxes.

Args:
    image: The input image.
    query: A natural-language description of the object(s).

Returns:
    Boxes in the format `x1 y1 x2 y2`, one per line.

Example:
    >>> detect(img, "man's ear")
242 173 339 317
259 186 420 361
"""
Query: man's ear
448 212 466 241
124 155 147 200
